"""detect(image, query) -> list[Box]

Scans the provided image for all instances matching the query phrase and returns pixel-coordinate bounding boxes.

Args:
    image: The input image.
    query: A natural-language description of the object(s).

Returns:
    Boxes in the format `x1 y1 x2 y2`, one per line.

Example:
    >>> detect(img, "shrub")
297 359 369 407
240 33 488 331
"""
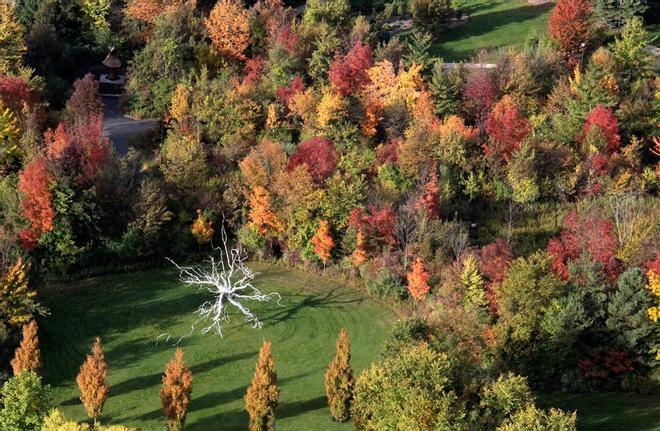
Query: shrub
0 371 50 431
409 0 454 35
351 343 465 430
303 0 351 27
480 373 534 428
496 405 576 431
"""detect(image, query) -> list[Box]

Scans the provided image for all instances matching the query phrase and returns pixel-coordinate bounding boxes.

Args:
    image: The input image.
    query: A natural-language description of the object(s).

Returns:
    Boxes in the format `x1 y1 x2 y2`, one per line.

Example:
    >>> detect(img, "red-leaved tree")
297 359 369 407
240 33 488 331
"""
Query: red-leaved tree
276 75 305 108
45 114 111 185
462 70 498 123
328 40 373 97
18 157 55 250
547 210 620 281
548 0 592 65
415 171 440 219
349 206 397 250
484 95 531 162
582 105 620 154
288 137 338 185
478 239 513 315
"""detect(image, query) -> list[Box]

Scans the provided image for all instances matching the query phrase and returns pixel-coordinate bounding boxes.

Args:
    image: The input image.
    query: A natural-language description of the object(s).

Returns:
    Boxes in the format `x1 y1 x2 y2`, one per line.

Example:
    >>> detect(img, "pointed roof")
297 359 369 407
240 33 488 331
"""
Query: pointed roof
102 47 121 69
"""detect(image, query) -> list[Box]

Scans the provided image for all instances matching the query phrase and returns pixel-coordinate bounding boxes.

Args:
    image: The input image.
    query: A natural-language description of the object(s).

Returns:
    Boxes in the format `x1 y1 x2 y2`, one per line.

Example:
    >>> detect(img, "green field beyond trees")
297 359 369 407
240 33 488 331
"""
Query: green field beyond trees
40 265 395 430
429 0 554 61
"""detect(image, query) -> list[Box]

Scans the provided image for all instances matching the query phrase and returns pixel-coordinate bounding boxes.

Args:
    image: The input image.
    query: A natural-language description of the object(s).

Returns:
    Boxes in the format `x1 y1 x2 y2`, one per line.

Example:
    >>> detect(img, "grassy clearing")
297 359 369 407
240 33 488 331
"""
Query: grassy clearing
429 0 553 61
537 391 660 431
40 264 396 430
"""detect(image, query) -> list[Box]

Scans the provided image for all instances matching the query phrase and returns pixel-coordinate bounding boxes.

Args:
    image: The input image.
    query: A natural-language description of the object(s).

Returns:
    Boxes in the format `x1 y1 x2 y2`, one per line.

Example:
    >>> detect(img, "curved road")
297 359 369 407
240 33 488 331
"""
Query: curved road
102 96 158 155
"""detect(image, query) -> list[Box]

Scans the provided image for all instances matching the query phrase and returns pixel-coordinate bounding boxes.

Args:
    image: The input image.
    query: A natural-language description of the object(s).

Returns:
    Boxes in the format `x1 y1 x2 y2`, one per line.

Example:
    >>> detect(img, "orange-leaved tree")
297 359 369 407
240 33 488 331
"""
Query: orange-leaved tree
245 340 279 431
76 337 109 426
415 171 440 219
11 320 41 375
18 157 55 250
350 228 368 266
125 0 187 24
548 0 592 65
312 220 334 266
204 0 250 62
161 348 193 431
406 257 431 300
324 328 354 422
248 186 284 237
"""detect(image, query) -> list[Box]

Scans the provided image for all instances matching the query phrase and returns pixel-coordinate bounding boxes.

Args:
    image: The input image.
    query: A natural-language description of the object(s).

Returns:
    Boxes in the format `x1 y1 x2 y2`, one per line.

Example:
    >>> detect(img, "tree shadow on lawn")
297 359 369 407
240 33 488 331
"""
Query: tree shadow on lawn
221 287 364 337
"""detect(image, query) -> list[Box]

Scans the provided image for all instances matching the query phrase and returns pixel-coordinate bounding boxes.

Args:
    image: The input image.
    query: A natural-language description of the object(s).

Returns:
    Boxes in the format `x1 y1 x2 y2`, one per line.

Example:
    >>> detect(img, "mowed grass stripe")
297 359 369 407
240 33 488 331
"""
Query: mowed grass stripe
40 264 396 430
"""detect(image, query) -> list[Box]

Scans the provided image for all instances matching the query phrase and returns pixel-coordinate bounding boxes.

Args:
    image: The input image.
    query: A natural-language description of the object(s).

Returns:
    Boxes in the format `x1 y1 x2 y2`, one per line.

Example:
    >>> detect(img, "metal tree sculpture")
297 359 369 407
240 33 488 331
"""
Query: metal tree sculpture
166 226 279 339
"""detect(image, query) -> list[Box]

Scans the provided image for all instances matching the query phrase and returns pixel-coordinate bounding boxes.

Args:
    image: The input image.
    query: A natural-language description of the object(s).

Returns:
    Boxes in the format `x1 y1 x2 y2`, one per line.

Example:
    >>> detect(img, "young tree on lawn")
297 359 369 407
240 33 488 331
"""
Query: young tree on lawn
325 328 354 422
407 257 431 300
168 225 281 338
76 337 108 426
205 0 250 62
161 348 193 431
11 320 41 375
548 0 592 65
312 220 334 266
245 340 279 431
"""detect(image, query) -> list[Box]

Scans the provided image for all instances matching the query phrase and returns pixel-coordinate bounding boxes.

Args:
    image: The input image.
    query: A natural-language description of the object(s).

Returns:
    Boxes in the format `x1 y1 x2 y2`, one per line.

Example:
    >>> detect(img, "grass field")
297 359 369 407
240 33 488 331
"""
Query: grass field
538 391 660 431
39 264 396 430
38 263 660 430
429 0 554 61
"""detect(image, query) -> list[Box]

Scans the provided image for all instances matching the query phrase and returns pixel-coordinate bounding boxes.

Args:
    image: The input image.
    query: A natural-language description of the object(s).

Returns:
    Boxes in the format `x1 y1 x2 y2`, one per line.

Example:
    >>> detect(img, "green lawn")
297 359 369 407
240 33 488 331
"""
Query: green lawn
538 391 660 431
39 264 396 430
429 0 554 61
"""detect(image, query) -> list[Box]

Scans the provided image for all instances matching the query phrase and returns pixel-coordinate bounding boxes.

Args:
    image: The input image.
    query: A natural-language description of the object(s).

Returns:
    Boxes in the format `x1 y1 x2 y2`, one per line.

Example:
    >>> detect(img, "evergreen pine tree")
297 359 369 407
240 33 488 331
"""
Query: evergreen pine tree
595 0 647 32
324 328 354 422
404 31 434 73
429 60 462 117
11 320 41 375
245 340 279 431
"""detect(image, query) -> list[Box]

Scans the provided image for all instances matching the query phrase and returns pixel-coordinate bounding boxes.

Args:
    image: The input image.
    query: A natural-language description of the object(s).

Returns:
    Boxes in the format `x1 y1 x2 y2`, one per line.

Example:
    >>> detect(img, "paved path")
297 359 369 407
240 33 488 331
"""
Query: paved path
102 96 157 155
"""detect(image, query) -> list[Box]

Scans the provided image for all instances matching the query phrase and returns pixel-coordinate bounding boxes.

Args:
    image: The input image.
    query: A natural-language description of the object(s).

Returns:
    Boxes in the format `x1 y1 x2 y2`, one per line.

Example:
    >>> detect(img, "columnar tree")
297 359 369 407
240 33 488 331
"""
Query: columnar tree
245 340 279 431
161 348 193 431
11 319 41 375
76 337 109 426
325 328 354 422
